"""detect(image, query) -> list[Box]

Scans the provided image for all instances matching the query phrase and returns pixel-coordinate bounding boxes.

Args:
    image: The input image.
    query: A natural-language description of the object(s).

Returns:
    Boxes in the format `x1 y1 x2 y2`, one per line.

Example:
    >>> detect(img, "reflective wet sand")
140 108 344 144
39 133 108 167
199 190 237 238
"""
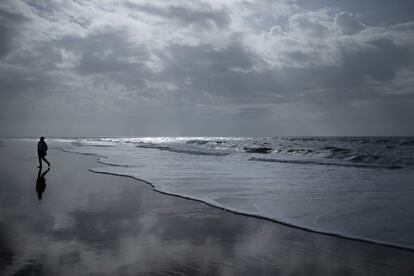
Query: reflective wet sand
1 140 413 275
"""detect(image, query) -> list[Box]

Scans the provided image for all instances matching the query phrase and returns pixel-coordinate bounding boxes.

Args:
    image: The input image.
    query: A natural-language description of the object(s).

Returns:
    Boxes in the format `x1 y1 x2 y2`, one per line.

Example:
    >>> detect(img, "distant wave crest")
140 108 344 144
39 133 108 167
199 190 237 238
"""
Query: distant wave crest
136 144 230 156
58 136 414 168
249 157 403 169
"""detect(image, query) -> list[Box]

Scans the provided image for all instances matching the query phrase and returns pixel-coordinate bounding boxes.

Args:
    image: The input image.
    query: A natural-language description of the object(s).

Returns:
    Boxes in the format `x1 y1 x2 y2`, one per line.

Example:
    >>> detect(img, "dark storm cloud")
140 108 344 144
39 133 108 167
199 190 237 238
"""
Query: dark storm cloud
71 32 150 75
157 33 413 104
298 0 414 25
0 8 28 58
0 0 414 136
340 39 412 83
335 11 365 35
0 68 49 98
278 38 413 98
126 3 230 29
159 43 283 101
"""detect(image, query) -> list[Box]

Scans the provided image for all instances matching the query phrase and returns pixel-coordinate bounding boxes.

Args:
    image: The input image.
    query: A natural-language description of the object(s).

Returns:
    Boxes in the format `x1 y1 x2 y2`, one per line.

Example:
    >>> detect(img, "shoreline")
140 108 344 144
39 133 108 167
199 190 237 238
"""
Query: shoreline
90 168 414 253
1 140 414 275
63 148 414 252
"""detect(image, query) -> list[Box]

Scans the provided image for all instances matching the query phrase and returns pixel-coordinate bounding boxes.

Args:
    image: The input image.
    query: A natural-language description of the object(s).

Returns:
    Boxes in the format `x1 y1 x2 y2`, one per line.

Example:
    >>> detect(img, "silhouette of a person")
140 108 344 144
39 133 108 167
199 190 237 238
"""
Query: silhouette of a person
37 136 50 168
36 167 50 200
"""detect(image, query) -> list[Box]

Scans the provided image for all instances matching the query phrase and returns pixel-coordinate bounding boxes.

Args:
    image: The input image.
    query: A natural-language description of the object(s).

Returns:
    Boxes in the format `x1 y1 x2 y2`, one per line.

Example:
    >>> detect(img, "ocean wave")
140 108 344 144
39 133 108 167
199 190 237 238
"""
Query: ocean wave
71 141 114 147
71 136 414 168
186 139 210 145
54 137 414 250
136 144 169 150
323 146 351 153
285 148 314 154
243 147 273 154
401 140 414 146
249 157 403 169
346 154 381 163
283 137 328 142
137 144 230 156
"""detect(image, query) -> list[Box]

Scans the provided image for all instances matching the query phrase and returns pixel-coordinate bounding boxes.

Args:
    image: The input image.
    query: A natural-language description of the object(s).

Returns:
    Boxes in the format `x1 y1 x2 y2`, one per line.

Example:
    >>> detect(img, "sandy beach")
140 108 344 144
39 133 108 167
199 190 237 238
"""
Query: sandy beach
0 139 413 276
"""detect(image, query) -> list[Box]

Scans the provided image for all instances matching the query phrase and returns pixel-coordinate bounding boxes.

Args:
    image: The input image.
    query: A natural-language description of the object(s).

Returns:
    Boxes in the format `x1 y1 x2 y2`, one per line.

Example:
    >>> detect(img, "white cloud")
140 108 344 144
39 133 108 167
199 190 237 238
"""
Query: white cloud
334 11 365 35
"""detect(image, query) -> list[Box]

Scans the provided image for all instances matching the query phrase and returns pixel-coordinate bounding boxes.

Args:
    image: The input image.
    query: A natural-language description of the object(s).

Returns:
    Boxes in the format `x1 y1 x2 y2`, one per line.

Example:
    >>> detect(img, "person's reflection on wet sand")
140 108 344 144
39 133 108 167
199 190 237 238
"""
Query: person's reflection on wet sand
36 167 50 200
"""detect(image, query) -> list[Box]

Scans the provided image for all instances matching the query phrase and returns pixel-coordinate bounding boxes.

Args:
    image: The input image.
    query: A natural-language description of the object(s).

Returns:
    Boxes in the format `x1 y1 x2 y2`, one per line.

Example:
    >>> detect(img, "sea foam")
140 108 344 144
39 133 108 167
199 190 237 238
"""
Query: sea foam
57 137 414 250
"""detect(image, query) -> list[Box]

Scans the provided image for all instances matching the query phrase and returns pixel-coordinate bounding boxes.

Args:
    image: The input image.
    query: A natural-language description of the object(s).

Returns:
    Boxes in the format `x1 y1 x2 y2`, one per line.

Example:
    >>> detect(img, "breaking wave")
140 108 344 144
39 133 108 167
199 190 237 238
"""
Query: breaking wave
57 136 414 250
250 157 403 169
118 136 414 169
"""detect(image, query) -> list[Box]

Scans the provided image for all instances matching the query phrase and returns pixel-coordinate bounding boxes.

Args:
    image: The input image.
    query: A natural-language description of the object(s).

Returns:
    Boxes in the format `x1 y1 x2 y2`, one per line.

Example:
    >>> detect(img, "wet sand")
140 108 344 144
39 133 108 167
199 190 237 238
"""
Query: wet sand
0 140 414 275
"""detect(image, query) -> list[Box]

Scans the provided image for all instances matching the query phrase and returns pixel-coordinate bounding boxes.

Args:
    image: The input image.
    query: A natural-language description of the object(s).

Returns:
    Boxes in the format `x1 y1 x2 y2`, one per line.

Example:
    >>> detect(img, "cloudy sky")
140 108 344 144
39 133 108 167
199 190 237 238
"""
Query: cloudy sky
1 0 413 137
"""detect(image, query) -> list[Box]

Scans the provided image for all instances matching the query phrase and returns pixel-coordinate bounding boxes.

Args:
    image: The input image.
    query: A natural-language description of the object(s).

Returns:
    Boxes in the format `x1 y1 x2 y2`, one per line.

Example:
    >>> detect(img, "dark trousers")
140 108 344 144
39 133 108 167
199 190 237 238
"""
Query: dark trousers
38 152 50 167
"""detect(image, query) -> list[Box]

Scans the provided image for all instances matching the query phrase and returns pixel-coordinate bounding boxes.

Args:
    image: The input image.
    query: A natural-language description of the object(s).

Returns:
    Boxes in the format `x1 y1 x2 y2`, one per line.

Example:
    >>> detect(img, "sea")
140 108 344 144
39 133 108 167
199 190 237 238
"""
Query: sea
43 136 414 250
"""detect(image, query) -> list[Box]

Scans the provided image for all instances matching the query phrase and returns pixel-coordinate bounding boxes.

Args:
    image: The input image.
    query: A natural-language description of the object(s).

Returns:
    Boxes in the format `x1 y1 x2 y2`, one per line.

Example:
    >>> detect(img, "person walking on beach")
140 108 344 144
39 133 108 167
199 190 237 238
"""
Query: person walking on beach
37 136 50 168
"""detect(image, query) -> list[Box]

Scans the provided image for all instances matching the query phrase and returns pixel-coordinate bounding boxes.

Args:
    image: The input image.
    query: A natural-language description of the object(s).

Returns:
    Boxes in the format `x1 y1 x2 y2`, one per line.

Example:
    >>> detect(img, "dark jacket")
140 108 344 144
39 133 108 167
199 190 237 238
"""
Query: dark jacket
38 141 48 155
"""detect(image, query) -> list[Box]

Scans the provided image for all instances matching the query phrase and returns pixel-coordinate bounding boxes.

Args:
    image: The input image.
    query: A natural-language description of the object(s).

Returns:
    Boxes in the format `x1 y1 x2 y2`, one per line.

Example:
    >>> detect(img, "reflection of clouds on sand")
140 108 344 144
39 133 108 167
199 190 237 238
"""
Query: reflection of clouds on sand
11 260 45 276
17 190 410 275
0 223 15 268
51 212 74 231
